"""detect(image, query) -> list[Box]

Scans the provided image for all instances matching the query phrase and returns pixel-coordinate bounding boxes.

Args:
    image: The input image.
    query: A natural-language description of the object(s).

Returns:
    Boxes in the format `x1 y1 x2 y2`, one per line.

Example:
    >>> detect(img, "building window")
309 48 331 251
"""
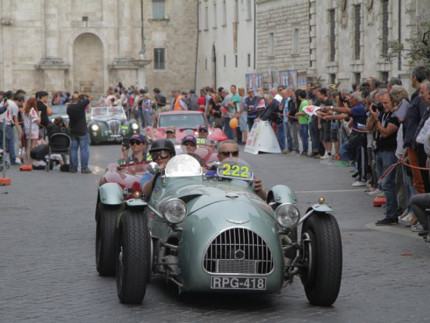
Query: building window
247 53 251 67
154 48 165 70
235 55 238 68
152 0 165 20
246 0 252 20
329 9 336 62
329 73 336 85
380 71 389 83
381 0 389 55
222 0 227 26
268 32 274 57
354 72 361 84
223 55 226 68
234 0 239 23
213 2 217 28
205 6 209 30
354 4 361 60
293 28 299 54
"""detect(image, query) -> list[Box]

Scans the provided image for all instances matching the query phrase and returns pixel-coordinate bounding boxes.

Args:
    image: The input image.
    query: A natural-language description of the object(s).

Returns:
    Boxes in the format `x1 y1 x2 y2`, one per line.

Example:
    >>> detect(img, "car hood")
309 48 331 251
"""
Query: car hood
151 177 274 219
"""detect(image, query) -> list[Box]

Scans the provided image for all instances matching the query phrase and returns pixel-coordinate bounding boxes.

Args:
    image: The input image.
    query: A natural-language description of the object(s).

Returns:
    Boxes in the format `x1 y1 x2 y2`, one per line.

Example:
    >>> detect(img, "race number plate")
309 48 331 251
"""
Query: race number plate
210 276 266 290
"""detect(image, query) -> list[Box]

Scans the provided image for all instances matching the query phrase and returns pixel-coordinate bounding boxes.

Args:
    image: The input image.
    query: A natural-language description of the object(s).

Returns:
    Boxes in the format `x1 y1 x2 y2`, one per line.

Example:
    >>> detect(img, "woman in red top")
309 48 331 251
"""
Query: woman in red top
198 88 206 113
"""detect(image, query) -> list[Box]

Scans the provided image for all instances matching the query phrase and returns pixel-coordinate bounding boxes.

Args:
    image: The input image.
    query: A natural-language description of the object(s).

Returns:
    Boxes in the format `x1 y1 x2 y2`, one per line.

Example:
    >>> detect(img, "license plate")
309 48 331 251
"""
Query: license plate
211 276 266 290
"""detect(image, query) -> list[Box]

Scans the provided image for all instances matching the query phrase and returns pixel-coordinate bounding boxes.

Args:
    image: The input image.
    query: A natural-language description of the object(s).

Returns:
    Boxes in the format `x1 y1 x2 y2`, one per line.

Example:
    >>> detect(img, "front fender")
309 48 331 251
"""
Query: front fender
98 182 124 205
309 203 333 213
266 185 297 205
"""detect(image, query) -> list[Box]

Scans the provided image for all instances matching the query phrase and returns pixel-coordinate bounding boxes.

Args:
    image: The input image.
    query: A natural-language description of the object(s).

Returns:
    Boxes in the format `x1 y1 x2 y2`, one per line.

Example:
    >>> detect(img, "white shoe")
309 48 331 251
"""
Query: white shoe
320 153 330 159
367 188 382 196
15 157 22 165
399 212 413 223
352 181 366 187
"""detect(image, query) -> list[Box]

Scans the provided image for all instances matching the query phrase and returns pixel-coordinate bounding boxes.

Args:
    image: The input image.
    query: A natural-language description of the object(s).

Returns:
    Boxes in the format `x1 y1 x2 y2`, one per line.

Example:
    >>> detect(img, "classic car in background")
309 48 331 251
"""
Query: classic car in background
95 153 343 307
88 106 139 145
145 111 227 144
49 105 69 125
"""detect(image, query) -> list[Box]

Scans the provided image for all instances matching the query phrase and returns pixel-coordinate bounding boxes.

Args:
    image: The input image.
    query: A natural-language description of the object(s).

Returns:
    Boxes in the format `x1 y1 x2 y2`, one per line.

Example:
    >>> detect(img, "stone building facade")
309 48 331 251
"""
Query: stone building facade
0 0 197 95
255 0 310 90
256 0 430 92
309 0 430 91
196 0 256 90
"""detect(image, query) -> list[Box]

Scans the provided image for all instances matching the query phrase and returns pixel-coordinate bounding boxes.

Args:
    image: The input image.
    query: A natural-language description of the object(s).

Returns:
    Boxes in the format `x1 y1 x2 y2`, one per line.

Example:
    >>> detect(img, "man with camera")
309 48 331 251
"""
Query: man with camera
67 92 93 174
366 91 400 225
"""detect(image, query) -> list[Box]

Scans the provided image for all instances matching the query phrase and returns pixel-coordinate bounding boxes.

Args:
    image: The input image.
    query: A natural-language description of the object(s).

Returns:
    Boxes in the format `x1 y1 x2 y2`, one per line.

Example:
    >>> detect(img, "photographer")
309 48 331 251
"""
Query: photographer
67 92 93 174
328 92 368 186
367 91 400 225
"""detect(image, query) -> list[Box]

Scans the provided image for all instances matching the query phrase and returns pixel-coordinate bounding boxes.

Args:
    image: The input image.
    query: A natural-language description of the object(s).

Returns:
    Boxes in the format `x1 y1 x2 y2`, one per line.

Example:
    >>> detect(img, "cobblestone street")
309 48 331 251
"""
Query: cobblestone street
1 145 429 322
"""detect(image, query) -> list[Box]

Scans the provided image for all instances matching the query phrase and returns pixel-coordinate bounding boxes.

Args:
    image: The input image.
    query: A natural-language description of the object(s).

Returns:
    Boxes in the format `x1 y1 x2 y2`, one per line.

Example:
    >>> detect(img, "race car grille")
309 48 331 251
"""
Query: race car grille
203 228 274 275
108 120 120 135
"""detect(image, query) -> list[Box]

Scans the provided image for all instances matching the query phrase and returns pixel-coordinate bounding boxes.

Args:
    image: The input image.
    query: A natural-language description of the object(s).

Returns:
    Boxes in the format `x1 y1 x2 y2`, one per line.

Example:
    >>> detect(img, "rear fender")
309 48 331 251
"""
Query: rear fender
98 183 124 206
266 185 297 205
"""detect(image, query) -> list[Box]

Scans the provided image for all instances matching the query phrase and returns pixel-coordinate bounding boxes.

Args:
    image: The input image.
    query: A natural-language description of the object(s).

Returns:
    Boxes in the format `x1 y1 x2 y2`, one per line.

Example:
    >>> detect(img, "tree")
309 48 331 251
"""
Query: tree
382 21 430 67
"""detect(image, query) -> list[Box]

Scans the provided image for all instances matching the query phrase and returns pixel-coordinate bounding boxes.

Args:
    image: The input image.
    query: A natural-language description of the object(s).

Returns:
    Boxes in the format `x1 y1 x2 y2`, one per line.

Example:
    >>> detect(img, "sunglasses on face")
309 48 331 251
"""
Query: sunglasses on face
166 131 174 134
183 141 196 147
130 140 143 145
151 150 170 160
199 129 207 132
220 151 239 157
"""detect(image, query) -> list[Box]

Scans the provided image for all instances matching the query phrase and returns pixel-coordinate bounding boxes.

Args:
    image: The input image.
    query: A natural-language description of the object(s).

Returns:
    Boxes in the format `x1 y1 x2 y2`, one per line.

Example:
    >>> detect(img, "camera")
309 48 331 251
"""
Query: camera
371 102 384 113
79 94 88 101
122 138 130 149
2 98 7 104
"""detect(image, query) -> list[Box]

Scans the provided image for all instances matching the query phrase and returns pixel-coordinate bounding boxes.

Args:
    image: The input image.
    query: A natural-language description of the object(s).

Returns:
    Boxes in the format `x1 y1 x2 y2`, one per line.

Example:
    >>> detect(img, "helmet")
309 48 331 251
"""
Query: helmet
149 139 176 156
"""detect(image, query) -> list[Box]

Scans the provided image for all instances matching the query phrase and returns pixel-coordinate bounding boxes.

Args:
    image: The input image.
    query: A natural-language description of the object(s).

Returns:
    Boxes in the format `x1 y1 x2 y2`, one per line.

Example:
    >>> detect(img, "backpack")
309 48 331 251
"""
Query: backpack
189 96 199 111
158 94 166 107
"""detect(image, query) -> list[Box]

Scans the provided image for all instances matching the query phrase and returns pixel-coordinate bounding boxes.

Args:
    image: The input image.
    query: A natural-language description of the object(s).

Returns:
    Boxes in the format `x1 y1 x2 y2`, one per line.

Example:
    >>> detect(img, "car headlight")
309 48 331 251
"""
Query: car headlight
91 124 99 131
275 203 300 229
162 198 187 224
132 123 139 130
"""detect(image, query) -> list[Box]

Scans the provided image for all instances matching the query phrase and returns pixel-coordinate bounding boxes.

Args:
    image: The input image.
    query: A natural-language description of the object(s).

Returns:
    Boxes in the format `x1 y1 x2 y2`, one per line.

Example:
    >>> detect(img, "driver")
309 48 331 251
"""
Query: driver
217 139 267 200
140 139 175 197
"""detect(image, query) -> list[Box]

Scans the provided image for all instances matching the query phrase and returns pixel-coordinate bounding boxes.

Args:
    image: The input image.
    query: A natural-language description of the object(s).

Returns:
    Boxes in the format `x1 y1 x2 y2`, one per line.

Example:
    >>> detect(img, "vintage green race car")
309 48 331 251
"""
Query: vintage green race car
96 154 342 306
88 106 139 144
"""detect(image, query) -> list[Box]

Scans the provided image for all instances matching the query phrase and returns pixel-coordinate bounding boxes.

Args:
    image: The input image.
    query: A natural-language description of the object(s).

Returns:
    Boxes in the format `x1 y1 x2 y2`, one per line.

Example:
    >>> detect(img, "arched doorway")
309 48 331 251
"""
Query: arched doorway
73 33 103 93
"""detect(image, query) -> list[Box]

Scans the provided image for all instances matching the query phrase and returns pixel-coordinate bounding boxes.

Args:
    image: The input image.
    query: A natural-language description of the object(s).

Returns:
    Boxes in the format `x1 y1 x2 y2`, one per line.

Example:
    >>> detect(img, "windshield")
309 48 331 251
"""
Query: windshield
91 106 126 120
165 154 203 177
50 105 68 115
159 113 207 129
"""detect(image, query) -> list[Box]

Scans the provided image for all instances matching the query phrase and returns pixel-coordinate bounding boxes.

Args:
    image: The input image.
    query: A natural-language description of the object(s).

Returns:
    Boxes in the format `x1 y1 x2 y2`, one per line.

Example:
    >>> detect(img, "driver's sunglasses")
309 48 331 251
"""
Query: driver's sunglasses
130 140 143 145
220 151 239 157
183 141 196 147
151 150 170 160
166 131 174 134
199 129 207 133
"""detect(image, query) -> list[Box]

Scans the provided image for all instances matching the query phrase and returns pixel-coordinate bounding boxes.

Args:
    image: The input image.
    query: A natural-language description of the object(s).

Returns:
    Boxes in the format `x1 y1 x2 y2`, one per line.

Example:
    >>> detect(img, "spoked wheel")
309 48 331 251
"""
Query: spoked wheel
96 204 122 276
116 209 150 304
300 213 342 306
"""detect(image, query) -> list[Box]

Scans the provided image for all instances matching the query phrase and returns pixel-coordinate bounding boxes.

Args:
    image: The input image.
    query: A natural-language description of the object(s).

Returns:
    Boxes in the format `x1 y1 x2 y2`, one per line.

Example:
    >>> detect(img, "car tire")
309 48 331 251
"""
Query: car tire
116 209 150 304
300 213 342 306
96 204 122 276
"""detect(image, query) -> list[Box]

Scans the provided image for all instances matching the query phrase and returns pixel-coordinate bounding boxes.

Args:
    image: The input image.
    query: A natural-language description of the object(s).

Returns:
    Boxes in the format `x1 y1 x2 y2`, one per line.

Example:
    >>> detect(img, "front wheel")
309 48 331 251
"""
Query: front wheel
96 203 122 276
116 209 150 304
300 213 342 306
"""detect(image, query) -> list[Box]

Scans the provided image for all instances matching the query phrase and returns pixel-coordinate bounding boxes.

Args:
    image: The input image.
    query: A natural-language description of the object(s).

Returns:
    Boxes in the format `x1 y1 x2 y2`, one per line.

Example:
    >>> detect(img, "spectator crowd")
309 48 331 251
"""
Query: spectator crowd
2 65 430 236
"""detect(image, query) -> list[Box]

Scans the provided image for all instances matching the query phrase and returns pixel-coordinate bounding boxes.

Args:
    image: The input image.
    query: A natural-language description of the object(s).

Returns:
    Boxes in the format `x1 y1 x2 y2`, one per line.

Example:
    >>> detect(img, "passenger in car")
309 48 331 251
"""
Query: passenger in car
119 133 147 164
140 139 175 197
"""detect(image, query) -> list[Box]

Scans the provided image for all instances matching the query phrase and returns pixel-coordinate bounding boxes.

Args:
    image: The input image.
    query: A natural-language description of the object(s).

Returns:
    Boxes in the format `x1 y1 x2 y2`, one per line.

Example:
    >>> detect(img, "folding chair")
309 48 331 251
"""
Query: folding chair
46 133 71 172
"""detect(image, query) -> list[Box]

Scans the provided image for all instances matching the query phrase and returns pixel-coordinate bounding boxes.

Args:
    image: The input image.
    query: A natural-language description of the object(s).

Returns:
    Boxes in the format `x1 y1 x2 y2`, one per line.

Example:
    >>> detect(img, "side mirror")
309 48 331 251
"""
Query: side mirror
147 162 161 175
